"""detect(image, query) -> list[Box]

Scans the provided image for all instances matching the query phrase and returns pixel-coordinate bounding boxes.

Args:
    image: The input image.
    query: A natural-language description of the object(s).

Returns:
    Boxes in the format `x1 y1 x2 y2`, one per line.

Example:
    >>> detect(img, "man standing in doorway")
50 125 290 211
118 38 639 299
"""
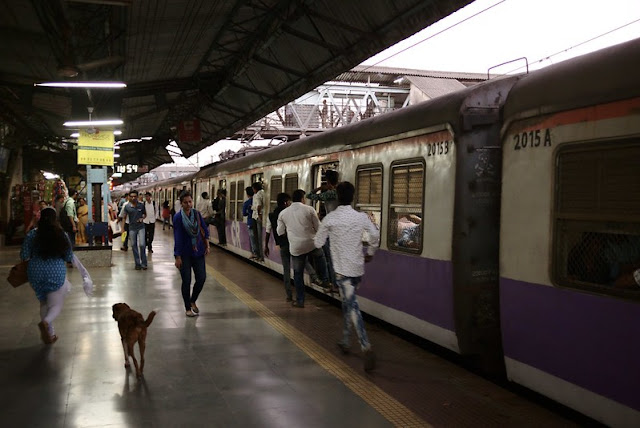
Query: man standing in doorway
143 192 156 253
242 187 257 259
213 189 227 246
306 170 339 290
251 182 265 261
277 189 330 308
119 190 147 270
314 181 379 372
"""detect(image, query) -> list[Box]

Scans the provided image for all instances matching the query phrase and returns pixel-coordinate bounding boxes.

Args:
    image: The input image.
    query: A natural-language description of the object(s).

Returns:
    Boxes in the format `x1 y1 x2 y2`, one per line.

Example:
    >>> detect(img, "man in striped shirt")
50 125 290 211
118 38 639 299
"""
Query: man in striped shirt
314 181 380 372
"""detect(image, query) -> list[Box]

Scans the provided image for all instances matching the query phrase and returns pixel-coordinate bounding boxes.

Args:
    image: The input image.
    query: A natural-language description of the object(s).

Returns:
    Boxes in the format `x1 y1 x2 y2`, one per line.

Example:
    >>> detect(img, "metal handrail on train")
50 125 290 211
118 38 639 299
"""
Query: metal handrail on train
487 57 528 79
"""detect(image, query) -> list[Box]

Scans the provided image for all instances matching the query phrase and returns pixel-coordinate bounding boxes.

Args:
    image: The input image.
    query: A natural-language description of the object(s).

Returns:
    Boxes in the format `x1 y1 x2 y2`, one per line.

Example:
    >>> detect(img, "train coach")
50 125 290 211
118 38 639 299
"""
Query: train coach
498 39 640 427
138 38 640 427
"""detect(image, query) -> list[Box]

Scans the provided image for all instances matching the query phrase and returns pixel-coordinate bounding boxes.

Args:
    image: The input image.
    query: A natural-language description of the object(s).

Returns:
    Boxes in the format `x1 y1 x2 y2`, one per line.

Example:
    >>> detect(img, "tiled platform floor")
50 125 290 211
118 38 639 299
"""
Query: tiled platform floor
0 227 581 427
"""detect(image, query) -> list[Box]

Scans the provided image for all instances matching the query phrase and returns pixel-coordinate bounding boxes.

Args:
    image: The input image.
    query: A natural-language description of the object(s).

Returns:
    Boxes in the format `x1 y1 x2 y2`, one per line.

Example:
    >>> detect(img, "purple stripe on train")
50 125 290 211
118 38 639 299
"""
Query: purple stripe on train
361 250 455 331
227 224 456 332
500 277 640 411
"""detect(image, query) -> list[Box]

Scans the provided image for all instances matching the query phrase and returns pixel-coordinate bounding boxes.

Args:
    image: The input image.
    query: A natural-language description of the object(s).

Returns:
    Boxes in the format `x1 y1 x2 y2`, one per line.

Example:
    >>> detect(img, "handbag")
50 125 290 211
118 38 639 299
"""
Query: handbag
7 260 29 288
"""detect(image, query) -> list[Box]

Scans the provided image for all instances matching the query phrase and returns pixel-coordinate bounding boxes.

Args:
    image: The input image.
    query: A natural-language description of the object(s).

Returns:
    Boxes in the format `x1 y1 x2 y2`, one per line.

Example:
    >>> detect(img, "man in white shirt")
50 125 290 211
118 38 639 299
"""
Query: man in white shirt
314 181 379 372
277 189 330 308
251 182 265 261
143 192 157 253
196 192 215 225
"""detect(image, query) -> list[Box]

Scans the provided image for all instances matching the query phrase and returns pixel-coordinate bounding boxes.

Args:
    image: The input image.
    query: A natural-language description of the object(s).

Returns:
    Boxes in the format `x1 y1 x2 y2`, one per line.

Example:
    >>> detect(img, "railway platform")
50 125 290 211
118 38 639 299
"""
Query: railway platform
0 227 588 427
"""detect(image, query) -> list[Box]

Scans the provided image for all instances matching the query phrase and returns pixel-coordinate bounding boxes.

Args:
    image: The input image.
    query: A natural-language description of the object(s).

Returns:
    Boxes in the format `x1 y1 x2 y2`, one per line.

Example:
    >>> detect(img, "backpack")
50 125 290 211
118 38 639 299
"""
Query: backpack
211 198 219 211
59 204 73 233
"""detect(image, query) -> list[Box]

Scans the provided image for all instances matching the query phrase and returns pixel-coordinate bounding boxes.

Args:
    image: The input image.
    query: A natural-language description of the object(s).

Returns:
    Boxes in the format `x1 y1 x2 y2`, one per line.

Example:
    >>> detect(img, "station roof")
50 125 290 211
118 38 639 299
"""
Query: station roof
0 0 473 179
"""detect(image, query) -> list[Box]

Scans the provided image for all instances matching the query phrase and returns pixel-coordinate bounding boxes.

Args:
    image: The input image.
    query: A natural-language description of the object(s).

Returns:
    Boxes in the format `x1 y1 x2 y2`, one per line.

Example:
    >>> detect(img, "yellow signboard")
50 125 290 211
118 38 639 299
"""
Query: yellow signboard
77 128 114 166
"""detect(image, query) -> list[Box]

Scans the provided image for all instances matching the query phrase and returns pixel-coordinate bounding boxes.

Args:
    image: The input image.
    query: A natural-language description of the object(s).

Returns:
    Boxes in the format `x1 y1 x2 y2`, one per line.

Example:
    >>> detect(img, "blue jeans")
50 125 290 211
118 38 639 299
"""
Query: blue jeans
291 247 329 305
248 224 257 256
251 220 263 258
179 255 206 311
336 274 370 351
322 239 336 285
279 245 293 299
130 227 147 268
280 245 319 300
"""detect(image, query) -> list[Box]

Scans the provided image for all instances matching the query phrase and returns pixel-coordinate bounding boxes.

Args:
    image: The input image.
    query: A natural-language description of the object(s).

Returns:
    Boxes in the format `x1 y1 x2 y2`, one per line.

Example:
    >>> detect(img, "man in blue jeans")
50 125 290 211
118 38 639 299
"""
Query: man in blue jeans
314 181 380 372
277 189 330 307
119 190 147 270
265 193 293 301
266 193 330 302
242 187 257 259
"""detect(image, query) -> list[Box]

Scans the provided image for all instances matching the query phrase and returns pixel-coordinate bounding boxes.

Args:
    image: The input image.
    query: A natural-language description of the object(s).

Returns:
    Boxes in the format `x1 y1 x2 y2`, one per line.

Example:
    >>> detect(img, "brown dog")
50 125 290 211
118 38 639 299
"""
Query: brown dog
112 303 158 378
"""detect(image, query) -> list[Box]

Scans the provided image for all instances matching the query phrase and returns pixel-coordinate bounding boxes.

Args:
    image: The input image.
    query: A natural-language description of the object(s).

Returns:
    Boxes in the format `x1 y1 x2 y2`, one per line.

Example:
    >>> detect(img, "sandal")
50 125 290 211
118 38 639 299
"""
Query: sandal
37 321 50 344
186 310 198 317
190 303 199 314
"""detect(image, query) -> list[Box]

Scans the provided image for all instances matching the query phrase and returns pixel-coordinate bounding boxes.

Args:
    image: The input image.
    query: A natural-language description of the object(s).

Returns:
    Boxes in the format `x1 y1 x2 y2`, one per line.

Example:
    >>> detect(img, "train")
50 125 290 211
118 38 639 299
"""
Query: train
136 38 640 427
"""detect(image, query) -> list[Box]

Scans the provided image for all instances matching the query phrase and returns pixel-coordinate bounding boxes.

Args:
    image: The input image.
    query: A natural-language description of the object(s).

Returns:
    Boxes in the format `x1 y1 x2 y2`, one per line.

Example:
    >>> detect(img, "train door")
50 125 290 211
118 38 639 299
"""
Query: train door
310 162 339 218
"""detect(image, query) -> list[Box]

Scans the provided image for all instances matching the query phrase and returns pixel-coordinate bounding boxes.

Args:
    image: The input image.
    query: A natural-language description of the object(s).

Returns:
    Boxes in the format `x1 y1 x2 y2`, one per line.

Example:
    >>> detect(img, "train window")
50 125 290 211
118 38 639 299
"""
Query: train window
356 165 383 233
251 173 264 186
270 176 282 213
284 174 298 197
229 182 237 220
236 180 244 221
388 160 424 254
553 142 640 298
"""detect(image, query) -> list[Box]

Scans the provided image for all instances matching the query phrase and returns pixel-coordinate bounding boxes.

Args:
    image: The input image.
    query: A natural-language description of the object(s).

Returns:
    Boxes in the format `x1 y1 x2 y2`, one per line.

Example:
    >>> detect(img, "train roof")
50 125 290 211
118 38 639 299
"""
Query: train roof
194 75 520 176
504 37 640 121
137 172 197 190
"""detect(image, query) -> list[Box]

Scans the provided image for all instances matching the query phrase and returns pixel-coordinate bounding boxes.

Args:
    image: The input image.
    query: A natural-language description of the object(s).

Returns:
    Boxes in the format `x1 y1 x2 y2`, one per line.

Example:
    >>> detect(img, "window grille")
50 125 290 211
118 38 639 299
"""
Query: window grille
229 181 236 220
554 141 640 299
284 174 298 197
356 165 383 236
388 160 424 253
236 180 244 221
270 176 282 212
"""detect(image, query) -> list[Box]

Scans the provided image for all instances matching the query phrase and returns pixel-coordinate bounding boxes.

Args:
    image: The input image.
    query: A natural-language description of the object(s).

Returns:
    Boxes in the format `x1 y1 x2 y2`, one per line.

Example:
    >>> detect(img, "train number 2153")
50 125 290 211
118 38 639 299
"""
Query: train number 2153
513 129 551 150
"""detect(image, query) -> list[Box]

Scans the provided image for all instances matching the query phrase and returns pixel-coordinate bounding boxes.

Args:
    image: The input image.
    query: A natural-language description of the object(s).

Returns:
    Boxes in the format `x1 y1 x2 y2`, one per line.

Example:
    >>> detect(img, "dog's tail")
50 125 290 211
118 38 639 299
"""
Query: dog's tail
145 308 160 327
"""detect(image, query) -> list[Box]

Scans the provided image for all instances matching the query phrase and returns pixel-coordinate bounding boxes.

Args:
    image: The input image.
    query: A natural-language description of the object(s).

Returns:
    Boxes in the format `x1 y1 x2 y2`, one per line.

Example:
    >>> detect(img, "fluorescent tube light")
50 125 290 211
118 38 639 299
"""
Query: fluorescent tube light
70 132 79 138
63 119 123 127
35 82 127 88
114 130 122 135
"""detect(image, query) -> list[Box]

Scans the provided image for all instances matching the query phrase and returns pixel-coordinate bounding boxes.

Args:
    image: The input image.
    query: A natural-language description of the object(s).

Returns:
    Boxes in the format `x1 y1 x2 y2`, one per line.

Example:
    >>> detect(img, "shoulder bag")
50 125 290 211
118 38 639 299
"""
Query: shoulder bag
7 260 29 287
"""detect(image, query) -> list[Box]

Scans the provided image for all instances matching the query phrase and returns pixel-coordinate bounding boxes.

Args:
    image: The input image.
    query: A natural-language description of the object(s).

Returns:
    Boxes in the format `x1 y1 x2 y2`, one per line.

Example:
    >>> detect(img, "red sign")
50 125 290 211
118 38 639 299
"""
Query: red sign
178 120 201 144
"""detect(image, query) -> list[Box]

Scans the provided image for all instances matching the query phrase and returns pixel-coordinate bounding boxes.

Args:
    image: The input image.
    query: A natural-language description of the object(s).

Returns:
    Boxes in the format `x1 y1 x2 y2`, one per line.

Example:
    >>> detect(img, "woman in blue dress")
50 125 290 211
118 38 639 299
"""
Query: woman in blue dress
20 207 73 344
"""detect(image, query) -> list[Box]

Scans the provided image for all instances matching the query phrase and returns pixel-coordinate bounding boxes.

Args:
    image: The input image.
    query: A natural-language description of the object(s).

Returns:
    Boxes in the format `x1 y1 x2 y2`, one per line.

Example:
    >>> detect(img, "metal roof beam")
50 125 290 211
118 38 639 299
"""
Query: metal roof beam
281 24 344 53
227 81 272 99
251 56 306 78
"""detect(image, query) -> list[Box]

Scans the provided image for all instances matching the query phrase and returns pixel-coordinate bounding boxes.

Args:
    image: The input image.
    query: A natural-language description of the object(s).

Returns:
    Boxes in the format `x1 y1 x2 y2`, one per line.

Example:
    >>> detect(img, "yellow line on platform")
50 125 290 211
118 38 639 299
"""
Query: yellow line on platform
207 266 431 428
